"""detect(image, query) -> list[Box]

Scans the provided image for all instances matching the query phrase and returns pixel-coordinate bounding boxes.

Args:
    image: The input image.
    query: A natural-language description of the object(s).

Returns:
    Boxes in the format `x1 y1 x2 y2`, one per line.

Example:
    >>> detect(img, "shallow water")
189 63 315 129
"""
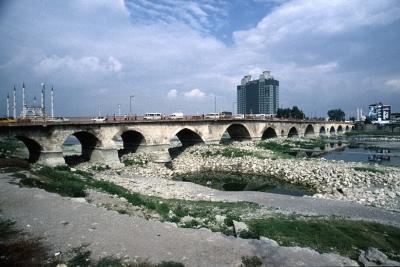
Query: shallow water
323 143 400 167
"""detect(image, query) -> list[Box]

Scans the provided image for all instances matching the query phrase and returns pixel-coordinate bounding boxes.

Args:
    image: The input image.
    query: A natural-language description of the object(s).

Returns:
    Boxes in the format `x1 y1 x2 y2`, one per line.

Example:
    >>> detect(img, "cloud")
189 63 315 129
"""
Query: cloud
167 89 178 98
386 79 400 90
35 55 123 74
184 89 206 98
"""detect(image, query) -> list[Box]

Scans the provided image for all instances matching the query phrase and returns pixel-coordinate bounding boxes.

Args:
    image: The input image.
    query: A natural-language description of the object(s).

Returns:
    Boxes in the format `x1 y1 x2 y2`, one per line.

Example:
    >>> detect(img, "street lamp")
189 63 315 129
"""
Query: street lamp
130 95 134 115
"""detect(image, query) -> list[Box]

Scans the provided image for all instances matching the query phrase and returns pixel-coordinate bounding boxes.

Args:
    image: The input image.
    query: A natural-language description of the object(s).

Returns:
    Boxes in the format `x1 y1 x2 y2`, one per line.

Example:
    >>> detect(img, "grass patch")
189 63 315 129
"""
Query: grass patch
257 141 295 158
201 147 264 159
0 137 25 158
123 159 148 166
241 256 262 267
354 166 385 174
90 164 111 172
0 218 49 266
245 216 400 260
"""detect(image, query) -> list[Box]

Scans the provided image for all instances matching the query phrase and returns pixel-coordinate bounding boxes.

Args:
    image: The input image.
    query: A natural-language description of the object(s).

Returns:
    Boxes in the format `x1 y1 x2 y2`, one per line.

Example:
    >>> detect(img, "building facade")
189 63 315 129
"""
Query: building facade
237 71 279 115
368 103 391 123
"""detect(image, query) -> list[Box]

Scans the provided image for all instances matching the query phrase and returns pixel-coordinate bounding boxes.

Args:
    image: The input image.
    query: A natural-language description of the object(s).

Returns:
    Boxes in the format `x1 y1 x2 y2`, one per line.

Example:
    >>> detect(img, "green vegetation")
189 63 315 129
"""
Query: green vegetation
257 141 294 158
123 158 148 166
277 106 305 119
354 166 385 174
0 218 49 266
90 164 110 172
18 167 258 235
201 147 266 159
174 170 316 196
244 216 400 260
241 256 263 267
345 130 400 137
327 109 345 121
0 137 25 158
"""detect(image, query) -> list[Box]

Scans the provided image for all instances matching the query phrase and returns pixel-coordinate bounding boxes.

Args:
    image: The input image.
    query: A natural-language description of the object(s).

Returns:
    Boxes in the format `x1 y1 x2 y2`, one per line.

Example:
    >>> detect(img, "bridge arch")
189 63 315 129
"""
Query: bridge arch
329 126 336 136
304 124 315 138
15 136 42 163
345 125 350 132
261 127 278 140
287 127 299 138
117 130 146 157
173 128 204 147
221 124 251 142
319 126 326 136
337 125 343 135
63 131 100 165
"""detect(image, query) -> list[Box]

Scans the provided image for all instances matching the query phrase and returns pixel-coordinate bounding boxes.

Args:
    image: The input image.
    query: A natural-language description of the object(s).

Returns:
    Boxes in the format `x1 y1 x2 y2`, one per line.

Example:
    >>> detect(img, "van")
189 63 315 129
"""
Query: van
144 113 162 120
170 112 183 119
205 113 219 119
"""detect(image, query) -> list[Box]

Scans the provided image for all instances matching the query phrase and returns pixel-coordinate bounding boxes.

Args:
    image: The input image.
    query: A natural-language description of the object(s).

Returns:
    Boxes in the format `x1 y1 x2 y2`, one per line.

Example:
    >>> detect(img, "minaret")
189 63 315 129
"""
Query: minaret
22 82 26 118
41 83 45 117
6 94 10 118
51 86 54 118
13 85 16 119
33 96 37 106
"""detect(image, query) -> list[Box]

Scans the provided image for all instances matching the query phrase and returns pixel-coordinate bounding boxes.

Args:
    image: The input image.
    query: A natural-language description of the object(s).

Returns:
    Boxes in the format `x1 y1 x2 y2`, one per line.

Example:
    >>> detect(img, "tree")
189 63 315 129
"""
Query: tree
349 116 356 122
277 106 305 119
327 109 345 121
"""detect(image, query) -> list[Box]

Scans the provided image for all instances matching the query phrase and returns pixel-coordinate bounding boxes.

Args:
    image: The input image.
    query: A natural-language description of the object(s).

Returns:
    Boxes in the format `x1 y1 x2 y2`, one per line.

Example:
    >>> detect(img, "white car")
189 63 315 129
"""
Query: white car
48 117 70 122
91 116 106 123
205 113 219 119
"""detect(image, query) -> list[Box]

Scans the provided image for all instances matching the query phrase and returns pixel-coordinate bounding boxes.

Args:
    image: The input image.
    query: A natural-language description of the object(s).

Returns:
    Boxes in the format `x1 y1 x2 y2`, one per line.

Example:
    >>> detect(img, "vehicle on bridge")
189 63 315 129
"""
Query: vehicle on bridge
47 117 70 123
170 112 184 119
144 113 162 120
219 111 232 118
205 113 219 119
0 118 16 124
91 116 106 123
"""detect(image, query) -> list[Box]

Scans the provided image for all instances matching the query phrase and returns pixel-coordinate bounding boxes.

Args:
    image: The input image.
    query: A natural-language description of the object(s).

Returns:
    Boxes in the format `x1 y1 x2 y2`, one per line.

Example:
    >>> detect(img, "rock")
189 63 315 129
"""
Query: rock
260 236 279 246
358 247 400 266
71 197 87 203
232 220 248 236
215 215 226 224
181 215 194 223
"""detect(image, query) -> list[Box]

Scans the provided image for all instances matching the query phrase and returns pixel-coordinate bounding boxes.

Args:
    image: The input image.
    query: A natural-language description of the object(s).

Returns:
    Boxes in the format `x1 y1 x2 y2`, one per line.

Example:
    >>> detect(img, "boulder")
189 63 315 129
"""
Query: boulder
232 220 249 236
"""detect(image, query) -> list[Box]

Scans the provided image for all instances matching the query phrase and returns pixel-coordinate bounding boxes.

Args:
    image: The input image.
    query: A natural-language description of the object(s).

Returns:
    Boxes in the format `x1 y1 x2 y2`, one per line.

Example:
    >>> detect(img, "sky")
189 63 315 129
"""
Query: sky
0 0 400 118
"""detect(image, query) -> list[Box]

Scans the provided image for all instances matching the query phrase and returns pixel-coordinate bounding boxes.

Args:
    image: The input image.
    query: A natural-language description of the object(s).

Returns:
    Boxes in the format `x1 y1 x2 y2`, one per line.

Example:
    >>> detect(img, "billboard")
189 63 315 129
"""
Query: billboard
369 103 391 123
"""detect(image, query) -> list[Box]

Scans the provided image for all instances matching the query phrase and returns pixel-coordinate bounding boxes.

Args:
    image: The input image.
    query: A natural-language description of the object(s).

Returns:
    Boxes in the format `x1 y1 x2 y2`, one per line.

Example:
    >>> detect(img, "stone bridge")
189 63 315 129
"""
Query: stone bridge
0 119 353 167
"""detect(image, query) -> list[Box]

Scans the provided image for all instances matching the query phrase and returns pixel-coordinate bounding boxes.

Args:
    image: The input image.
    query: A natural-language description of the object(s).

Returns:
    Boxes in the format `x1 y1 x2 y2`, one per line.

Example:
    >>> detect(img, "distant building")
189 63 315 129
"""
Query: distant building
368 103 391 123
391 113 400 123
237 71 279 115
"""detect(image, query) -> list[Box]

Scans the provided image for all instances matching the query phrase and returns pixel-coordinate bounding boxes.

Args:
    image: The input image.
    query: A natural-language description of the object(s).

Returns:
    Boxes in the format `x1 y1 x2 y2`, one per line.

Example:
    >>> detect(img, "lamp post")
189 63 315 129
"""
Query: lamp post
129 95 134 116
118 104 121 116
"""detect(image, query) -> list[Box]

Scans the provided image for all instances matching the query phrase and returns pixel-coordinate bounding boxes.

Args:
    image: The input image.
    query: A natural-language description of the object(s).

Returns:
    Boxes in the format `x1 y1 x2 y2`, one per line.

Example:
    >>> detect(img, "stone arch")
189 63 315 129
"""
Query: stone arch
337 125 343 135
174 128 204 147
15 136 42 163
280 130 285 137
287 127 299 138
261 127 277 140
63 131 100 165
345 125 350 131
319 126 326 136
351 126 355 131
329 126 336 136
222 124 251 142
118 130 146 157
304 124 315 138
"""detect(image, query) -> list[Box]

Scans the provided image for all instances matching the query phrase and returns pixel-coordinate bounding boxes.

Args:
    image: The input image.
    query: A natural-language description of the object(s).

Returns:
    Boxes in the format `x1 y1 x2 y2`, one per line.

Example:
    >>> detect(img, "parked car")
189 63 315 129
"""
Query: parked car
234 114 245 119
48 117 70 122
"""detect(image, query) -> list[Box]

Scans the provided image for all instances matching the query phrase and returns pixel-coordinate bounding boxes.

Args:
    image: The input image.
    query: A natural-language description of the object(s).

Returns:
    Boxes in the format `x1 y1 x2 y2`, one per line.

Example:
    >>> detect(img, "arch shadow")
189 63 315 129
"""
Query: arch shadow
319 126 326 136
287 127 299 138
16 136 42 163
221 124 251 143
304 124 315 138
118 130 146 158
329 126 336 136
261 127 277 140
169 128 204 158
63 131 99 166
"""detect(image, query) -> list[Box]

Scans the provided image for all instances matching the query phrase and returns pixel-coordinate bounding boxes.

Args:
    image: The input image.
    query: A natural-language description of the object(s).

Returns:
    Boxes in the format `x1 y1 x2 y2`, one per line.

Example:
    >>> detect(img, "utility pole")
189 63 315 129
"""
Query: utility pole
130 95 134 115
22 82 26 118
118 104 121 116
214 95 216 115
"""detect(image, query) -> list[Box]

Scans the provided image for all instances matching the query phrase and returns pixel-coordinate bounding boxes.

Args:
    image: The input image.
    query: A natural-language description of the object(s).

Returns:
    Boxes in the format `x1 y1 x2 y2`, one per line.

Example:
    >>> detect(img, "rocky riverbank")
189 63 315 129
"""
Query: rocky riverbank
81 139 400 211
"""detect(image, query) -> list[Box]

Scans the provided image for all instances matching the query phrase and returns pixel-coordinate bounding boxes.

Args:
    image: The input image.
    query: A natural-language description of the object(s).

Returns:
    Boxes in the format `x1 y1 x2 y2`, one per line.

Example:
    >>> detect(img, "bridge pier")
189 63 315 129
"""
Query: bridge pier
91 148 124 168
37 151 66 167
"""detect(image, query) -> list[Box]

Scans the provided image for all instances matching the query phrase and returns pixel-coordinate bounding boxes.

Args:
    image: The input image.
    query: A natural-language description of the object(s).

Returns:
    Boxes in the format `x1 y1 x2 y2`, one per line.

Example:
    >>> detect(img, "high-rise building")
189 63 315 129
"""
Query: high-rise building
237 71 279 115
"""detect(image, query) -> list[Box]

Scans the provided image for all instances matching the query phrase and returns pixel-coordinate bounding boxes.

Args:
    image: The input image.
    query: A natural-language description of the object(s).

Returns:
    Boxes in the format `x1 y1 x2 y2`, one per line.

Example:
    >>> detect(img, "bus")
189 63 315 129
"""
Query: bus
144 113 162 120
